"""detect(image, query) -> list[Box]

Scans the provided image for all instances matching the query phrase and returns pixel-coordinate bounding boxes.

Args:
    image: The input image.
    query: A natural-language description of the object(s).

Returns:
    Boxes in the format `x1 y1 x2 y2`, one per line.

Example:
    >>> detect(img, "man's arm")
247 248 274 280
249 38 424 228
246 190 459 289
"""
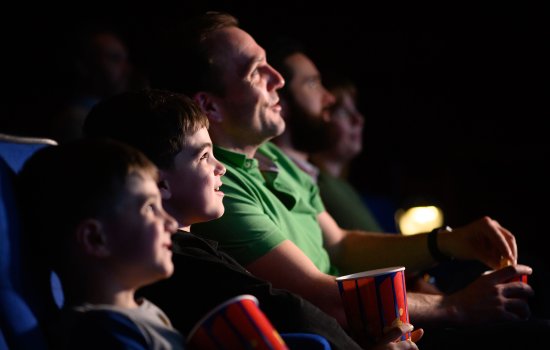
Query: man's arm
319 211 518 274
318 210 436 274
245 239 347 326
408 264 533 327
245 238 534 329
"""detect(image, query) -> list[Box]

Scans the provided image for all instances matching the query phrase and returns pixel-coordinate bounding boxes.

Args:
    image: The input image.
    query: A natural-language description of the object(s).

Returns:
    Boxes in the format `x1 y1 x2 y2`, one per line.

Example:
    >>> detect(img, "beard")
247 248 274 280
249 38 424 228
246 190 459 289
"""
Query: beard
287 98 333 153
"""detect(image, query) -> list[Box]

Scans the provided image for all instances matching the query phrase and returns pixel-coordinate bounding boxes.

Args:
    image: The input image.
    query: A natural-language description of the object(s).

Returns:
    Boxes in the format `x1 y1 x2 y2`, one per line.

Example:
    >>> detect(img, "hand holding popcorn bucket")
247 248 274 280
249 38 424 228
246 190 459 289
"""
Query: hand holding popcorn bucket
500 257 528 283
187 294 288 350
336 266 410 347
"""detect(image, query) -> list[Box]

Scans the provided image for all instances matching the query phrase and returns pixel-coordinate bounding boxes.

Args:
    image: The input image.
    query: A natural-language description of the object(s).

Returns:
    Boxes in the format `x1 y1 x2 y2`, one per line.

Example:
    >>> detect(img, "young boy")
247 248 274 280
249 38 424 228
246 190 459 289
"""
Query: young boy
83 89 418 349
17 139 185 349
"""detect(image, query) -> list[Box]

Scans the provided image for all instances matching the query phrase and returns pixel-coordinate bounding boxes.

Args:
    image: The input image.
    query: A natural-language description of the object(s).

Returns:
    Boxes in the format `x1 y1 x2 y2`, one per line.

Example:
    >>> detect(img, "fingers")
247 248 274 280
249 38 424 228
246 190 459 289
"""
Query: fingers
482 264 532 284
502 279 534 299
394 340 419 349
486 218 517 267
374 324 421 350
499 256 514 268
410 328 424 343
498 224 518 262
504 298 531 321
378 322 414 343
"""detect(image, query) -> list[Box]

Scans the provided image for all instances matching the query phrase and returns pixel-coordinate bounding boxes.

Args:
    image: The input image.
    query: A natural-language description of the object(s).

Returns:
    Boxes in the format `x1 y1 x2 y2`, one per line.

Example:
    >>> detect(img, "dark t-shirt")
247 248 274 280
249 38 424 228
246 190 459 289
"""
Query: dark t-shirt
138 231 362 350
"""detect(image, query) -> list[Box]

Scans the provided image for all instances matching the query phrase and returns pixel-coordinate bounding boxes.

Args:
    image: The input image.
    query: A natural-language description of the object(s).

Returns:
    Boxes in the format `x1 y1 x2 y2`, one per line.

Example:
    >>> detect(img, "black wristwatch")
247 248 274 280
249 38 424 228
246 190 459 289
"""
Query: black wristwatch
428 226 454 262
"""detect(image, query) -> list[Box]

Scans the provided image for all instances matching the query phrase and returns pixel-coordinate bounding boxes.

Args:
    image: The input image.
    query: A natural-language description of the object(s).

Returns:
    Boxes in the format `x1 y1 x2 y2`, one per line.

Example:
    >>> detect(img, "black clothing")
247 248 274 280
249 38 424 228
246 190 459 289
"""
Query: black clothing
138 231 362 350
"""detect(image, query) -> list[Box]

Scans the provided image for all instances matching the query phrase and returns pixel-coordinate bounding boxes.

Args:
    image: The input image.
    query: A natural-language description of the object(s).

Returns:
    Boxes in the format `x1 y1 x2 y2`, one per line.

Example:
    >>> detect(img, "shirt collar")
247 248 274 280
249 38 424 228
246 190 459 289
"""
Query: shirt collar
214 145 258 170
214 144 281 172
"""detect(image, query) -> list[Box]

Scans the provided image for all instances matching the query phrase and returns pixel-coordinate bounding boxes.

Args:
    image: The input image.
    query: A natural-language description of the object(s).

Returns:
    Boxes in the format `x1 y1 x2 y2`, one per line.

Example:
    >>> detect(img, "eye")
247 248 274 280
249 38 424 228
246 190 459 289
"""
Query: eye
200 152 210 161
249 66 261 83
306 79 320 89
144 202 160 215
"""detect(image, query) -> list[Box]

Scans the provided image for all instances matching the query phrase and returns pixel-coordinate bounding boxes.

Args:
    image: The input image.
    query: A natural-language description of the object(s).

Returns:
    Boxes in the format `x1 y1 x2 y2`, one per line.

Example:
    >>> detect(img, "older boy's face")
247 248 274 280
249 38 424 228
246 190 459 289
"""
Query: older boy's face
163 127 226 227
208 27 286 144
102 172 177 288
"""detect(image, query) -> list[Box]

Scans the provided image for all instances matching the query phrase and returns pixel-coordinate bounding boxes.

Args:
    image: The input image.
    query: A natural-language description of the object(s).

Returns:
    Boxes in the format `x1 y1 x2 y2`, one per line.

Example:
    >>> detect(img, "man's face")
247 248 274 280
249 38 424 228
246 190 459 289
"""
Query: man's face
284 53 336 153
208 27 286 146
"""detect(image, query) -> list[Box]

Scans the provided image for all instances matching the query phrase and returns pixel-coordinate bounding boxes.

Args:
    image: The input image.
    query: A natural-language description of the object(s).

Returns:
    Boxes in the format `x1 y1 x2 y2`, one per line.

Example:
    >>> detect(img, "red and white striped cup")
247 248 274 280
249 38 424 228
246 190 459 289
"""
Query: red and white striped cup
187 294 288 350
336 266 410 346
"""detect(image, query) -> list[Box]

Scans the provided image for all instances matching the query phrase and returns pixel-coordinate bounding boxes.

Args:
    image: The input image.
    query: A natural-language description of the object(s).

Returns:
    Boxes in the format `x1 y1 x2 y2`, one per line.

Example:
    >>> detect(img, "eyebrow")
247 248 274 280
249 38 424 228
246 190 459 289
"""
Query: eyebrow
190 142 213 157
243 54 265 76
132 190 161 210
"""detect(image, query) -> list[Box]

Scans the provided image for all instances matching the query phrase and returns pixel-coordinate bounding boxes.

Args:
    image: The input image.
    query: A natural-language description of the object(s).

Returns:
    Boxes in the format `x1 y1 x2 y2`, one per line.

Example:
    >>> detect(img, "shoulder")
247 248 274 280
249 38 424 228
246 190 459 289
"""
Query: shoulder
64 309 149 349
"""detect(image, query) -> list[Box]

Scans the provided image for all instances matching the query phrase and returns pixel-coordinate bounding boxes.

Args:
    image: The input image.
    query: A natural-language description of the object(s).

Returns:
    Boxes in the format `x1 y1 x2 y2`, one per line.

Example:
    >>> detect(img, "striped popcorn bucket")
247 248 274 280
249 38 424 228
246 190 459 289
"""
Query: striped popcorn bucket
187 294 288 350
336 266 410 346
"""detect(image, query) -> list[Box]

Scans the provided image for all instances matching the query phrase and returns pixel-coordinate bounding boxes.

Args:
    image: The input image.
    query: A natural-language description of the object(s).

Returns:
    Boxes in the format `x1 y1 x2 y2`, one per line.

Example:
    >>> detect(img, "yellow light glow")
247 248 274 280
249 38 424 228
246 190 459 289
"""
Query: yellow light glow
395 206 444 235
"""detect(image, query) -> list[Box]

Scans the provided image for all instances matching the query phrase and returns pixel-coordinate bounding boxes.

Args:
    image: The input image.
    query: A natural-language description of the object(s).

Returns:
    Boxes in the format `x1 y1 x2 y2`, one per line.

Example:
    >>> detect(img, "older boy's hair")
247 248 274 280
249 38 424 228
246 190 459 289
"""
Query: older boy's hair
84 89 209 169
17 139 157 274
150 11 239 96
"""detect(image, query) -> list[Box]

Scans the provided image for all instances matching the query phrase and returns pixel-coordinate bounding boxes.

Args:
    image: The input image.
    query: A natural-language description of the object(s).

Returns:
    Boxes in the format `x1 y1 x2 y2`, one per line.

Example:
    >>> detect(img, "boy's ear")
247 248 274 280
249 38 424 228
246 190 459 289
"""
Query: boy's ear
157 174 172 200
75 219 110 257
193 92 223 122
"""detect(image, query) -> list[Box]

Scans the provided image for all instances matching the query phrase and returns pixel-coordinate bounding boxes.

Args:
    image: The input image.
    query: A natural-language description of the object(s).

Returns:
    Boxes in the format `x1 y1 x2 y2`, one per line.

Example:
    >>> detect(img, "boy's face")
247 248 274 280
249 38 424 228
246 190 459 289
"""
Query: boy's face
162 127 226 227
102 171 177 287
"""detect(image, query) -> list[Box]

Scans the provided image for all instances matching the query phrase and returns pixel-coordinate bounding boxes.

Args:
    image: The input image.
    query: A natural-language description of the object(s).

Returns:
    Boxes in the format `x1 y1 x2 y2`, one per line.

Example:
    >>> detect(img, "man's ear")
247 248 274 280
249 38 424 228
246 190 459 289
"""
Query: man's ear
75 219 110 257
157 172 172 200
194 92 223 122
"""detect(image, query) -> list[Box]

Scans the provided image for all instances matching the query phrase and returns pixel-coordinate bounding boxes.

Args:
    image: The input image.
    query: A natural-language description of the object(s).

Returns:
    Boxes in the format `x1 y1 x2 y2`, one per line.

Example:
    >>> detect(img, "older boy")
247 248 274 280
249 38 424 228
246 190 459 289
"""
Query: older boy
17 139 184 349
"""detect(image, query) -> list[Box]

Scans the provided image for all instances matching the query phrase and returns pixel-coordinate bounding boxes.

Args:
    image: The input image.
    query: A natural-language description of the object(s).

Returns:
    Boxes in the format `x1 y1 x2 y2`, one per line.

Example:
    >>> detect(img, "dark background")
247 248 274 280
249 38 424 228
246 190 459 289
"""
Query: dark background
3 1 549 316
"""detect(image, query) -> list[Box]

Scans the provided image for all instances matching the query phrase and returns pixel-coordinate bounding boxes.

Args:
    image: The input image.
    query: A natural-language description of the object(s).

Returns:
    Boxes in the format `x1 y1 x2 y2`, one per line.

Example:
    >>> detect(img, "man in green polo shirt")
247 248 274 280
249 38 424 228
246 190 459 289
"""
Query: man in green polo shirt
150 11 533 330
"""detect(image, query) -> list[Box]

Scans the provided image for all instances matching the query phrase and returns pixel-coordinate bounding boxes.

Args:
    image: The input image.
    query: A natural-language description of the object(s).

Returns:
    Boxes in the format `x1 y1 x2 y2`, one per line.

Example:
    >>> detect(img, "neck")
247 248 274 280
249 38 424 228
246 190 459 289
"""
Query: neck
310 152 347 178
63 270 138 308
272 131 309 163
278 145 309 164
209 128 261 158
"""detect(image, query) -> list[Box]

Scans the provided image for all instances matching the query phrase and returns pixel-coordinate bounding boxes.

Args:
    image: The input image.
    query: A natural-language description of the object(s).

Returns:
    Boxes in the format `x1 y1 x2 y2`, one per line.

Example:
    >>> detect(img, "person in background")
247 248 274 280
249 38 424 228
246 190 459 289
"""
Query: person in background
309 76 383 232
49 26 142 143
299 74 441 294
264 36 550 348
17 139 184 349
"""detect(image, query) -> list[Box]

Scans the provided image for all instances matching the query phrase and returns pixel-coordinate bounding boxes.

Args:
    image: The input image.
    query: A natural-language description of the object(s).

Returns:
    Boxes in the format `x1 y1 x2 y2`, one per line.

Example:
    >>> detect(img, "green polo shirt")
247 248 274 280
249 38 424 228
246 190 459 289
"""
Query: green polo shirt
192 142 338 276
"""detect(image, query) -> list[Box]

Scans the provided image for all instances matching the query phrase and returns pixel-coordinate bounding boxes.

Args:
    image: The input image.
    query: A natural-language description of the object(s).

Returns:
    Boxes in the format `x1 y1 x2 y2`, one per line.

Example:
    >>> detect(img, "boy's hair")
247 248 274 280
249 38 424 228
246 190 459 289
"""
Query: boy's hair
84 89 209 169
17 138 158 274
150 11 240 96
